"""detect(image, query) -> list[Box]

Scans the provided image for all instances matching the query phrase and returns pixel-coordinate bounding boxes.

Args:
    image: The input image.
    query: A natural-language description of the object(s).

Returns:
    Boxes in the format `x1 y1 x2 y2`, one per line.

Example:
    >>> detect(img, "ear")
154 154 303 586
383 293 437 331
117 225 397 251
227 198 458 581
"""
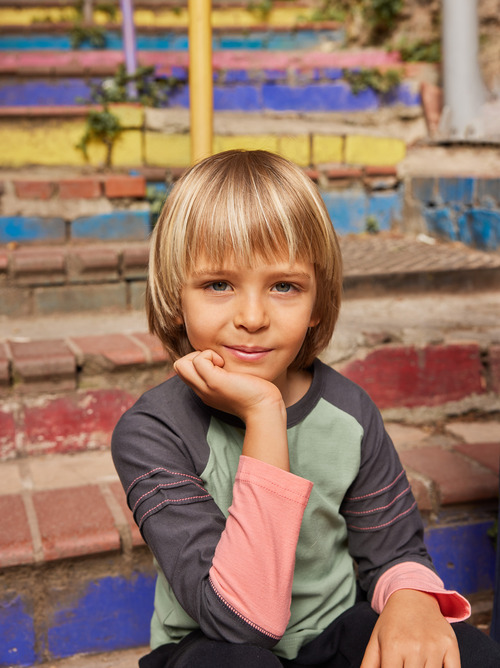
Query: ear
308 314 320 328
174 313 184 326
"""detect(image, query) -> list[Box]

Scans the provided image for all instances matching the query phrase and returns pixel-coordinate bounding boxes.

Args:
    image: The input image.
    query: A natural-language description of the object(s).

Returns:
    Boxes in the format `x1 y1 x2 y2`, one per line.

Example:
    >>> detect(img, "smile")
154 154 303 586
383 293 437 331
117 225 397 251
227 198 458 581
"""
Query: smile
224 346 273 362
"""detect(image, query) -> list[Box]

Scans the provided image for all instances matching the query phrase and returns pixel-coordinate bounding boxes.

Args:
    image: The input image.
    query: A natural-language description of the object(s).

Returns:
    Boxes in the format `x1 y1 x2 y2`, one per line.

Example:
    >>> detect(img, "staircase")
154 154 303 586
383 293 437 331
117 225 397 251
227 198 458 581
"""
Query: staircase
1 2 500 665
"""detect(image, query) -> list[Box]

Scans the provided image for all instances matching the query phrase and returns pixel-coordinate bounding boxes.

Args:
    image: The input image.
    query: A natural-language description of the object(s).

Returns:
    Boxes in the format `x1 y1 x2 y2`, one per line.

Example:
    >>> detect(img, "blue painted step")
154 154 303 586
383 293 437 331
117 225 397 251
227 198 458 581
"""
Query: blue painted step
0 28 344 52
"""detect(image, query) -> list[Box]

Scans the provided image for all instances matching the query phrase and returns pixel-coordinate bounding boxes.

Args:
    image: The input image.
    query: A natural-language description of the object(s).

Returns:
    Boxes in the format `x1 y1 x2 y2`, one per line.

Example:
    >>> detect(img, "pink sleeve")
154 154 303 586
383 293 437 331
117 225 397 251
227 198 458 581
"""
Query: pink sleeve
209 455 313 640
372 561 471 623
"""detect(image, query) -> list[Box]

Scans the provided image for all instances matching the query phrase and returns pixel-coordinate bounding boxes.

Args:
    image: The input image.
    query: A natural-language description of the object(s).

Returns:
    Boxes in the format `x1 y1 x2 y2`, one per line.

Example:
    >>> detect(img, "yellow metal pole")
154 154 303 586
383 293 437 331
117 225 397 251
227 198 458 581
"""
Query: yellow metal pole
188 0 213 164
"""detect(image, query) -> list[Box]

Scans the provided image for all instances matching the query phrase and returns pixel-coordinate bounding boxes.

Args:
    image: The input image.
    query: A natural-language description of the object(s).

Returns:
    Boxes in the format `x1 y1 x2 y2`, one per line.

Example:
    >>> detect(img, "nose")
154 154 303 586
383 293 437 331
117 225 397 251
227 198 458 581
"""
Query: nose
233 294 270 332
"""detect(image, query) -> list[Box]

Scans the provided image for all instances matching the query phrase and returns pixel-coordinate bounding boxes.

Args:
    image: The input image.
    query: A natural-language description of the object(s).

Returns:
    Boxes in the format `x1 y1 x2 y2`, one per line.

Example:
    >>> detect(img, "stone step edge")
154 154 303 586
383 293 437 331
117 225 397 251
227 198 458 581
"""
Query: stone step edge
1 435 499 571
1 340 499 458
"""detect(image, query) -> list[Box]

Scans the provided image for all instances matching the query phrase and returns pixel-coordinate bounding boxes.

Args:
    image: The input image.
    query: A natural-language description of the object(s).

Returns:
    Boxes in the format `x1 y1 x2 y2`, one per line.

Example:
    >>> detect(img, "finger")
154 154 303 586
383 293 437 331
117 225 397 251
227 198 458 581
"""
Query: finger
193 349 225 367
442 637 461 668
191 351 226 387
360 634 381 668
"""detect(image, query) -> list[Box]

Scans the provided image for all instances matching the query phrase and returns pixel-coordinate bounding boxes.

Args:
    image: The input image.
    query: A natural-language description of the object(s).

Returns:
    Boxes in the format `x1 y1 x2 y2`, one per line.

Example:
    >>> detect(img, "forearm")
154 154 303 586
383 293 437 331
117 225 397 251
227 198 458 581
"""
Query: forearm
242 400 289 471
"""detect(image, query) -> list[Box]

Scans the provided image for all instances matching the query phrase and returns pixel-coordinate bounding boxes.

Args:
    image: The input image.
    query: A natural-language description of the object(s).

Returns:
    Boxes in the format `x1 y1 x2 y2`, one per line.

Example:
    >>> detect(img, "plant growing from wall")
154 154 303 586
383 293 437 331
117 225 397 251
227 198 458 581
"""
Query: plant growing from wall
70 0 116 49
342 67 402 94
363 0 403 42
76 107 122 167
85 64 182 108
398 38 441 63
76 64 182 166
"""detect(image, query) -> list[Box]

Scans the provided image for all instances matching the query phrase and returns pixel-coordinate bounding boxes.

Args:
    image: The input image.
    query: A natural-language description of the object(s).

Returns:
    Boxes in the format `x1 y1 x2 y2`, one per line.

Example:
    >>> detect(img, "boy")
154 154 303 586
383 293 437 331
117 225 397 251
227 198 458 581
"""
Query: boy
112 149 500 667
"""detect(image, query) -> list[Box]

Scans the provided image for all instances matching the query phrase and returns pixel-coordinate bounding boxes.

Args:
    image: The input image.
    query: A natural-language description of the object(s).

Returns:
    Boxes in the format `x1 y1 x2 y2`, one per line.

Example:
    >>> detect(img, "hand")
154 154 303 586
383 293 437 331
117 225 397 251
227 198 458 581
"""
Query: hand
361 589 460 668
174 350 289 470
173 349 284 422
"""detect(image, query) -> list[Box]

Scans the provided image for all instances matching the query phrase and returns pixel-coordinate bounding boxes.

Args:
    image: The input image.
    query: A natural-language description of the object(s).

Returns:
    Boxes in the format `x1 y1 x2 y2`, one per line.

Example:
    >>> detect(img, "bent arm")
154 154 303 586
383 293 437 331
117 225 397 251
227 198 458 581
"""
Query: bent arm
112 388 312 647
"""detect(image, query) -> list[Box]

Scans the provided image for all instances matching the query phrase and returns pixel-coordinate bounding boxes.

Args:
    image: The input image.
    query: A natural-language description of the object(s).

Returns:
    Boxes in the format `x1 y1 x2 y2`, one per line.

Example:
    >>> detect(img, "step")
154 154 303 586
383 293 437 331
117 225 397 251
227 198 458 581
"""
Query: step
1 356 499 665
1 241 499 663
0 50 424 111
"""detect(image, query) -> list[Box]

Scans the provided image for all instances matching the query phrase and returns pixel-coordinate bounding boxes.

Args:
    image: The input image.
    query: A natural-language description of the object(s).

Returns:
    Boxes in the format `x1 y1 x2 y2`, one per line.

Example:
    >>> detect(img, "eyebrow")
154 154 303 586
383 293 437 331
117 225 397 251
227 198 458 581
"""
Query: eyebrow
191 267 313 281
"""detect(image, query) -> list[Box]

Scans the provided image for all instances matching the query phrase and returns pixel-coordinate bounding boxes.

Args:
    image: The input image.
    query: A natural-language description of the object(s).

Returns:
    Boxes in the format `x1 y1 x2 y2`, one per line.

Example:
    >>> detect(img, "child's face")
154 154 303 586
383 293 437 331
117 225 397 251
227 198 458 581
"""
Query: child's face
180 253 319 401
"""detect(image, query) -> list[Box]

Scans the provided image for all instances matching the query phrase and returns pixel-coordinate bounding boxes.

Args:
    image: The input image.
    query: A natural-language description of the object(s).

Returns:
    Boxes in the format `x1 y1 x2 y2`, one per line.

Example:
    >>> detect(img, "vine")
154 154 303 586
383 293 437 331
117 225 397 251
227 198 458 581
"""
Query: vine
69 1 117 49
76 107 122 167
76 64 182 166
342 67 402 95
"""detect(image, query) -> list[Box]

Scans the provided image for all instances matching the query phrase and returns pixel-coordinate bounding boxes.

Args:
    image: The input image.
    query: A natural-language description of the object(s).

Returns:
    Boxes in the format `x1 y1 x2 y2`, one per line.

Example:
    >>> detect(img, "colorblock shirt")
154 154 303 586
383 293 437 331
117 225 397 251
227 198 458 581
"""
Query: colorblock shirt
112 359 469 660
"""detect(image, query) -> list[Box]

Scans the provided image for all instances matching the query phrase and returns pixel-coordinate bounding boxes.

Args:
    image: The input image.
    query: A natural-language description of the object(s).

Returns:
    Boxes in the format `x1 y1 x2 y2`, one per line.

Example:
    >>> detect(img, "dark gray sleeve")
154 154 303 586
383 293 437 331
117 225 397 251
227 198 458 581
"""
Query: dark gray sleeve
339 390 435 601
111 383 280 648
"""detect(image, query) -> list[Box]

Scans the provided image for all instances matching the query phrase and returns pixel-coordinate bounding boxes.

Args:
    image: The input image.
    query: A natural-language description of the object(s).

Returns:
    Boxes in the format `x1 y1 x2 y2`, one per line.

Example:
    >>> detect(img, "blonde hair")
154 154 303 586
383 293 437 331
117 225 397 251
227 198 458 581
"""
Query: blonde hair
147 149 343 369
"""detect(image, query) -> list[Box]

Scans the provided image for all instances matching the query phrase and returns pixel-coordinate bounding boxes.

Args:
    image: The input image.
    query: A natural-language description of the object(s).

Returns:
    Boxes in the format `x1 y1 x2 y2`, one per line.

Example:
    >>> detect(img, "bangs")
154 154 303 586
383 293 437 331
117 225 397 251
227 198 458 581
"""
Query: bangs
166 149 334 277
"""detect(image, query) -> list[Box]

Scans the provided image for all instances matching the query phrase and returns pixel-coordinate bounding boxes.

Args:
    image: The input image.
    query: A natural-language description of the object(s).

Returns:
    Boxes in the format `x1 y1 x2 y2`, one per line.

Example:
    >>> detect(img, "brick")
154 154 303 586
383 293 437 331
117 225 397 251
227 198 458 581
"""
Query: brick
33 485 120 561
71 211 150 242
312 134 343 165
131 332 169 364
13 180 55 200
214 134 279 154
129 280 147 311
400 446 498 505
11 249 66 285
58 178 101 199
406 474 433 513
476 178 500 207
23 390 136 454
0 287 32 317
9 339 76 392
71 334 148 369
109 481 144 547
453 442 500 475
144 132 191 168
67 247 119 283
104 175 146 199
412 177 436 205
0 342 10 389
345 135 406 167
109 103 144 128
437 177 474 206
490 345 500 394
0 410 16 460
122 245 149 278
0 495 35 568
447 420 500 444
339 344 484 409
0 216 66 244
325 167 363 181
34 283 127 315
277 135 310 166
364 166 398 177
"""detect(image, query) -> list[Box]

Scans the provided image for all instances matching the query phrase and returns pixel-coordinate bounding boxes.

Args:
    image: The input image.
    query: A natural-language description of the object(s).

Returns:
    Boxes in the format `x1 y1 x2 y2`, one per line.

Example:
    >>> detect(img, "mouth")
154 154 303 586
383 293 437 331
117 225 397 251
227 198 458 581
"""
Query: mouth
223 345 273 362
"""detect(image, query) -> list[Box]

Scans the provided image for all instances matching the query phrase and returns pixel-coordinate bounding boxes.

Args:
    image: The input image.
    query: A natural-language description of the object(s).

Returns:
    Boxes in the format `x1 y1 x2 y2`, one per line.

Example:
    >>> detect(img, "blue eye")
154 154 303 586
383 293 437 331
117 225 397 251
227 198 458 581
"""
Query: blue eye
274 282 292 293
210 281 229 291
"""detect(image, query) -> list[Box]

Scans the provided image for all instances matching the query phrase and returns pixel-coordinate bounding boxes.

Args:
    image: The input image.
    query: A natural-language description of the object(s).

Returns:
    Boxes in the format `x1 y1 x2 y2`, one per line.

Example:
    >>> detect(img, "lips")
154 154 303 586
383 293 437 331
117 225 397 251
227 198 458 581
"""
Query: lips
224 345 273 362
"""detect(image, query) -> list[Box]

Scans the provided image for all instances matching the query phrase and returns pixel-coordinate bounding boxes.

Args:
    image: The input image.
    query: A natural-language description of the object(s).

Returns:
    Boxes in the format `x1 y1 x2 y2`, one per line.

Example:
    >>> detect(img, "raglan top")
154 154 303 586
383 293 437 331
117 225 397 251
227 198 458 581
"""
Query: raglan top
111 359 469 660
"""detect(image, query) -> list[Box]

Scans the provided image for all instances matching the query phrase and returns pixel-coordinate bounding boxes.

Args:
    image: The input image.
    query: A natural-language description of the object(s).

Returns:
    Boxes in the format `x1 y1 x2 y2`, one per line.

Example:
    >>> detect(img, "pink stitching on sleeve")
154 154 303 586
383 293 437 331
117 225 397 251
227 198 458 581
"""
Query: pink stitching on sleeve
345 470 405 501
346 500 417 530
343 485 411 516
139 493 211 524
132 479 207 512
126 467 202 494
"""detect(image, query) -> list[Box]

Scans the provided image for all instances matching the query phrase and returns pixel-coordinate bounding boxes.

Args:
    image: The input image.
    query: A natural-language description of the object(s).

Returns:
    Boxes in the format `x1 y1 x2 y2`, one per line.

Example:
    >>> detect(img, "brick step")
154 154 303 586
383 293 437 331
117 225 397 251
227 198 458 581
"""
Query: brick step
0 49 409 75
1 285 499 460
2 234 500 319
1 415 498 665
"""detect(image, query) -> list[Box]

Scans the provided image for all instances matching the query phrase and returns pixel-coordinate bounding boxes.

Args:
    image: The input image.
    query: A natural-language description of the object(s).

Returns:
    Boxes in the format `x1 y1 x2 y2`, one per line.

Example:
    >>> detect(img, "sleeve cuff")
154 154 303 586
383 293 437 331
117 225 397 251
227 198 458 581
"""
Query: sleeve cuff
372 561 471 623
